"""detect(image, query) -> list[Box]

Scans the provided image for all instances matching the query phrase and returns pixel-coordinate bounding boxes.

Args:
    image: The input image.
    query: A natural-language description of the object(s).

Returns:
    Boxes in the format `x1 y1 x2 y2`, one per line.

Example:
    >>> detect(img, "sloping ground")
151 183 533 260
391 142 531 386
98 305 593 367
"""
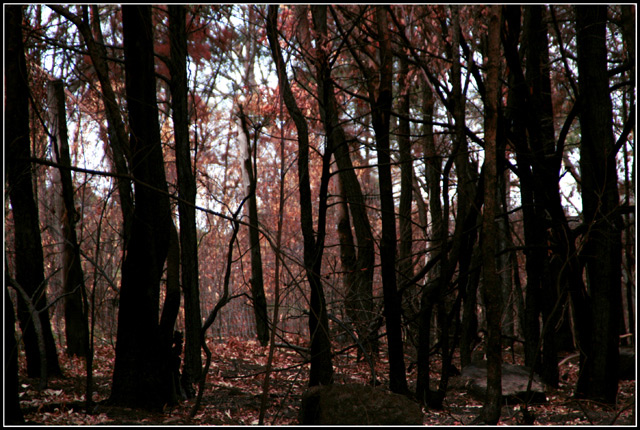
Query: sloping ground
16 338 635 425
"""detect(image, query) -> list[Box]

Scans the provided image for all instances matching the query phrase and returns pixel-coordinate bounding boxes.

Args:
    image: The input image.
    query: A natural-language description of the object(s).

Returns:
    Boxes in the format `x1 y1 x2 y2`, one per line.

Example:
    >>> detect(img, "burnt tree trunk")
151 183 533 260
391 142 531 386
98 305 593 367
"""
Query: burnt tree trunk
502 5 545 380
6 4 62 379
168 4 202 398
235 7 270 347
480 5 503 424
5 283 25 424
574 5 623 404
310 5 377 359
237 107 270 347
371 6 408 395
267 5 334 386
502 6 574 388
416 81 441 405
47 79 90 358
397 57 418 346
110 5 176 410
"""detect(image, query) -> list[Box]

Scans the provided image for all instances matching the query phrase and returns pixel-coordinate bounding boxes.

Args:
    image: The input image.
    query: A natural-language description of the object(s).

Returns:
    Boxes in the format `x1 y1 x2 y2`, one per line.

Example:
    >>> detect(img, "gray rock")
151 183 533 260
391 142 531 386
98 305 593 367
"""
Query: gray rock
299 383 423 425
459 361 547 404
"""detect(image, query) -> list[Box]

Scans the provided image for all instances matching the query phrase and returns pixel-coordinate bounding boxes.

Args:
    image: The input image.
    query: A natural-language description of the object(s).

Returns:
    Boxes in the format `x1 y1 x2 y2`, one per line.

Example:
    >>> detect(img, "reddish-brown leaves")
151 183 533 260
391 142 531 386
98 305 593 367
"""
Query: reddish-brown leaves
17 338 635 425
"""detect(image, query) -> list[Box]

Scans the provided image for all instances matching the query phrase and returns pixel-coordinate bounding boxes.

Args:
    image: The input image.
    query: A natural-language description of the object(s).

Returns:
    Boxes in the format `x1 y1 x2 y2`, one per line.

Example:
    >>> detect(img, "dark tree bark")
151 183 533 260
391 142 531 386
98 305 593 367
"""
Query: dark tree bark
335 173 377 358
397 56 418 344
496 167 514 342
336 184 359 336
6 4 62 379
168 4 202 397
450 7 474 239
460 246 482 368
388 7 485 405
237 106 270 347
524 4 562 385
480 5 503 424
159 222 181 346
418 9 484 408
267 5 334 386
416 81 441 405
523 6 574 381
370 6 408 395
159 221 183 401
47 79 90 358
435 7 480 404
110 5 176 410
619 4 635 346
502 5 546 379
5 284 25 424
501 5 576 389
310 5 377 358
417 283 437 405
574 5 623 404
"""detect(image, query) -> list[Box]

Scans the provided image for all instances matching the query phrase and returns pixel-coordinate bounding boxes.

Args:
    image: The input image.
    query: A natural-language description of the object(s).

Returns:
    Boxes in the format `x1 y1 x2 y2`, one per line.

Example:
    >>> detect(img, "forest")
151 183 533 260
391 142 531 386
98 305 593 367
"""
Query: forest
4 4 636 426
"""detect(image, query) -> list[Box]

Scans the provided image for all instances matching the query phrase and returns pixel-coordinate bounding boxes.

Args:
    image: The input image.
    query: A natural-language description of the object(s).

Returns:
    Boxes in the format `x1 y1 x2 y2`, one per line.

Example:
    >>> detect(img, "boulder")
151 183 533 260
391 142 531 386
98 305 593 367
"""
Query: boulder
299 384 423 425
458 361 547 404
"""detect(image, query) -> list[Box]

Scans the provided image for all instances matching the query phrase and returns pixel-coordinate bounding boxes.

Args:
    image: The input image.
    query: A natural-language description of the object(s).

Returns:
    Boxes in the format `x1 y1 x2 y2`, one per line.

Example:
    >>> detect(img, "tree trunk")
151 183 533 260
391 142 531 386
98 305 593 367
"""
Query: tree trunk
437 8 481 402
416 78 441 405
480 5 503 424
159 222 181 346
496 160 514 342
502 5 569 387
235 6 270 347
523 5 572 382
237 107 270 346
371 6 408 395
335 175 377 359
309 5 377 359
461 245 482 368
267 5 334 386
574 5 622 404
47 79 90 358
110 5 175 410
5 284 25 424
168 4 202 397
417 283 437 406
397 57 418 346
6 4 62 379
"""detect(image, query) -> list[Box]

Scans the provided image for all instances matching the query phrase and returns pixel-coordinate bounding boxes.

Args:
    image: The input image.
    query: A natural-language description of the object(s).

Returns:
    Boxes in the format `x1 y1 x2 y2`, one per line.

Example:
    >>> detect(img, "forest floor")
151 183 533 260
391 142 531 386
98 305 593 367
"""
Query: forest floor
17 336 636 426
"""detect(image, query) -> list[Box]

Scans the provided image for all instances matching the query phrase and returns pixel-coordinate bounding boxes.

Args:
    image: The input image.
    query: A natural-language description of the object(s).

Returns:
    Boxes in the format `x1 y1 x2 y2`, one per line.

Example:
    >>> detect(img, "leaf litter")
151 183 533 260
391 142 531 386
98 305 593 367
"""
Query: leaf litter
16 337 635 425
